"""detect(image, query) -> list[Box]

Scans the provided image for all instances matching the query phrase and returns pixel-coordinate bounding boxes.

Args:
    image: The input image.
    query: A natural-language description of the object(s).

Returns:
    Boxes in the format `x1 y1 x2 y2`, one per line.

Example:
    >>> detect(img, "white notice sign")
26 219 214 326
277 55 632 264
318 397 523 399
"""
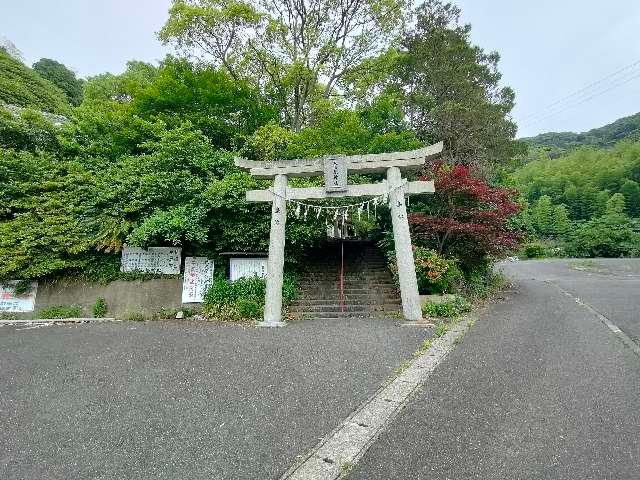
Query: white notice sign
0 281 38 312
182 257 215 303
230 258 268 281
121 246 181 274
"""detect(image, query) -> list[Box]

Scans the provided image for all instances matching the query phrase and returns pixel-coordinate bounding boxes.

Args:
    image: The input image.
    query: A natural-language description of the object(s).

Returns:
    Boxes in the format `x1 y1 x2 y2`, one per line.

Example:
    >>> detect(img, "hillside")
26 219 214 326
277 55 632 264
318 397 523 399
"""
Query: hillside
0 47 70 113
523 112 640 155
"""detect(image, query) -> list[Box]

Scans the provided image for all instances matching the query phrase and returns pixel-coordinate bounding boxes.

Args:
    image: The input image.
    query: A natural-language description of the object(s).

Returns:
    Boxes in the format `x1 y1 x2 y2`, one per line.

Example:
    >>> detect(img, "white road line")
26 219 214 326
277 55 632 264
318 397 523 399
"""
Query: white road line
547 281 640 358
280 315 477 480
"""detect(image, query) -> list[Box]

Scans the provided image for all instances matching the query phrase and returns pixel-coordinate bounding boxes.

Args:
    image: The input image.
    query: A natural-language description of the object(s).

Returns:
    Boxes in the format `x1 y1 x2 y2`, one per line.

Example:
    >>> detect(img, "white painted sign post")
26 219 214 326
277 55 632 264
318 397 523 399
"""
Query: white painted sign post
235 142 443 326
0 281 38 312
121 246 182 274
181 257 215 303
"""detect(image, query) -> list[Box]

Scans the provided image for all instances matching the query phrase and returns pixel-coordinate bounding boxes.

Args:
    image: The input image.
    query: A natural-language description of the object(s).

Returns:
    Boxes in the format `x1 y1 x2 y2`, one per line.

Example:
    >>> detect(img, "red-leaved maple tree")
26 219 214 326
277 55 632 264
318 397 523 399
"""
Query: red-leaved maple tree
408 163 521 268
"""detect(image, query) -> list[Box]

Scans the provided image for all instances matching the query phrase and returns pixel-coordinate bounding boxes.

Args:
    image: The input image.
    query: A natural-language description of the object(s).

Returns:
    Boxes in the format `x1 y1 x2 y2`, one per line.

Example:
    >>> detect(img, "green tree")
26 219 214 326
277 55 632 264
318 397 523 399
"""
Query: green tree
567 205 638 258
606 192 626 214
32 58 84 106
133 57 275 148
0 48 69 113
367 1 522 169
83 61 159 104
620 179 640 217
159 0 408 131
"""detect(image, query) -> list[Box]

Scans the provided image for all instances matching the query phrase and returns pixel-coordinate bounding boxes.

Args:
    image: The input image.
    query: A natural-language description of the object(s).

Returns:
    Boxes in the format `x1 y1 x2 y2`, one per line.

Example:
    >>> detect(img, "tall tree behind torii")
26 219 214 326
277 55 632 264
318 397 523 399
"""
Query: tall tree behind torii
159 0 408 131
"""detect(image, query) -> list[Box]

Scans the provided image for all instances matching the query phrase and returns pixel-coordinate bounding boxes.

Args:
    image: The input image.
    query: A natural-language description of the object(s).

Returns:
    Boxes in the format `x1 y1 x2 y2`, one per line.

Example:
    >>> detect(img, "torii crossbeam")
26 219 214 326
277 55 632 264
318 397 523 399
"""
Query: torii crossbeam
235 141 443 326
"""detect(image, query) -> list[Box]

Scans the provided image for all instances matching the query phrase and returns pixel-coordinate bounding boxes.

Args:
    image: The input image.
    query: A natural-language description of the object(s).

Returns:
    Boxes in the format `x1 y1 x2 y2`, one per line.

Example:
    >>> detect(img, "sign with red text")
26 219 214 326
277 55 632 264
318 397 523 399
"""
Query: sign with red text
181 257 215 303
0 281 38 312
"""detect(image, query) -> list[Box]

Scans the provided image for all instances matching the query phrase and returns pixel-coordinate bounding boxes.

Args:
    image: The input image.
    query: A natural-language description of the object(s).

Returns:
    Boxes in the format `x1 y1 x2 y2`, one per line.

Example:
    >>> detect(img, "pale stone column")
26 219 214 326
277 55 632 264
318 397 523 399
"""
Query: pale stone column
260 173 288 327
387 166 422 321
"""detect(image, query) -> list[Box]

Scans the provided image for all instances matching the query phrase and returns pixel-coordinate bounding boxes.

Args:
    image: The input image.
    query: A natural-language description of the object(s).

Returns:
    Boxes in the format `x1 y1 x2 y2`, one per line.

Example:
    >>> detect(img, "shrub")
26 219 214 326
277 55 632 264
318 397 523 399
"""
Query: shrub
422 295 471 318
521 241 546 259
39 305 82 319
463 263 506 300
565 209 640 257
14 279 33 295
236 298 262 319
202 273 298 322
389 247 462 294
92 297 107 317
414 247 463 294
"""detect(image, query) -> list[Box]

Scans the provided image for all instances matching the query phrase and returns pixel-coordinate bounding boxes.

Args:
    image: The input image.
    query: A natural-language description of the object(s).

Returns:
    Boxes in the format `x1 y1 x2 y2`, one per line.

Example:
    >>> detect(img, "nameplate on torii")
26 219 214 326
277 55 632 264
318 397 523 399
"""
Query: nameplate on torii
324 157 347 193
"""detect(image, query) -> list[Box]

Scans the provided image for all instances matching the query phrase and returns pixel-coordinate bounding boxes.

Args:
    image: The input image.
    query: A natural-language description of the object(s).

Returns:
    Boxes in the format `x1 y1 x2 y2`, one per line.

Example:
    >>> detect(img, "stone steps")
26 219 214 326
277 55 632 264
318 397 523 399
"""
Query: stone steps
288 305 401 314
291 296 400 305
294 311 400 320
290 241 401 320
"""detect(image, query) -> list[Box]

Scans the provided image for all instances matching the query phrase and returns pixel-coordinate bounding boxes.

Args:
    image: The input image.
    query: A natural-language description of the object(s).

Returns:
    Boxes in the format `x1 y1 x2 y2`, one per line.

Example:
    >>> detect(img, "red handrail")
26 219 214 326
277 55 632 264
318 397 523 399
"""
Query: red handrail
340 240 345 313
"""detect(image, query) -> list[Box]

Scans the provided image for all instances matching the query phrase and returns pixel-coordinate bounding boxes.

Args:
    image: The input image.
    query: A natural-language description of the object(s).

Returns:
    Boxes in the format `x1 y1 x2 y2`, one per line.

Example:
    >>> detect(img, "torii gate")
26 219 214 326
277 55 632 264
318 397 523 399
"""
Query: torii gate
235 141 443 326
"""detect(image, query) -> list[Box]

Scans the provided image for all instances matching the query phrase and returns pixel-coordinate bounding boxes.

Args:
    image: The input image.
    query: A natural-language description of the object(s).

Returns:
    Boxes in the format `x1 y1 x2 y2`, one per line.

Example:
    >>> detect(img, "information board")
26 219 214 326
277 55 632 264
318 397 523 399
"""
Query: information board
0 281 38 312
229 258 268 281
121 246 181 274
182 257 215 303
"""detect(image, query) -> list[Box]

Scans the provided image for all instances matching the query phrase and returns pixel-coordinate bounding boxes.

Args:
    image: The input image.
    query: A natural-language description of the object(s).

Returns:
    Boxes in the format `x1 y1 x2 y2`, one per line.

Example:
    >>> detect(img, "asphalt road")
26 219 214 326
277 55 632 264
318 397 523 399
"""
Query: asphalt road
0 317 428 480
350 259 640 479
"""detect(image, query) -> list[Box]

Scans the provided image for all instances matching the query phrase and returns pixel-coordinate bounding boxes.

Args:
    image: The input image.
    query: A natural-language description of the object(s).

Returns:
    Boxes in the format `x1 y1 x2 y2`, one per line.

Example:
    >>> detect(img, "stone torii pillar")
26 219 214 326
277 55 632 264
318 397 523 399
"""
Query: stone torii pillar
235 142 443 326
263 174 287 326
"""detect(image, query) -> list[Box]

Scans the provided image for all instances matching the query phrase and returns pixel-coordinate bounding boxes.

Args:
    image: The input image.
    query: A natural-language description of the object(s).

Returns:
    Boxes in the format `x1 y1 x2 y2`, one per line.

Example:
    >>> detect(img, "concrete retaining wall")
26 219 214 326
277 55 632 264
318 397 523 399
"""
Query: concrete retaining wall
29 278 194 319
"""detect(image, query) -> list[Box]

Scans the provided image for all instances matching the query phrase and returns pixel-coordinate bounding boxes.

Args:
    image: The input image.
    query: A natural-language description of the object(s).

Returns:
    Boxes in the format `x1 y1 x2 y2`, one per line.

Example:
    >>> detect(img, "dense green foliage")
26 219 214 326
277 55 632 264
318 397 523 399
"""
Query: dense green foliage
39 304 82 319
514 142 640 220
391 247 462 294
32 58 84 106
0 0 522 284
512 141 640 258
0 48 70 113
202 274 297 321
524 112 640 157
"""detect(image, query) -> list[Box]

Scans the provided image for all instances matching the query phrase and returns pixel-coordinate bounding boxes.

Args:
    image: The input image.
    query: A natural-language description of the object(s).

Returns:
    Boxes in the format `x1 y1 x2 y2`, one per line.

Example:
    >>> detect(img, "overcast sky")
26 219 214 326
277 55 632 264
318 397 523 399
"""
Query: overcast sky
2 0 639 137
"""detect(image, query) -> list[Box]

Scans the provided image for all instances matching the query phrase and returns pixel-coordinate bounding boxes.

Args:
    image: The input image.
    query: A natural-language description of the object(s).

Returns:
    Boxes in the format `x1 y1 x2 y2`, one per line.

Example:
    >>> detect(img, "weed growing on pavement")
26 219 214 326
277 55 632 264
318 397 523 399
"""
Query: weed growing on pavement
340 461 354 475
434 322 448 338
422 295 471 319
92 297 107 317
413 338 433 358
394 360 412 376
39 305 82 319
124 311 145 322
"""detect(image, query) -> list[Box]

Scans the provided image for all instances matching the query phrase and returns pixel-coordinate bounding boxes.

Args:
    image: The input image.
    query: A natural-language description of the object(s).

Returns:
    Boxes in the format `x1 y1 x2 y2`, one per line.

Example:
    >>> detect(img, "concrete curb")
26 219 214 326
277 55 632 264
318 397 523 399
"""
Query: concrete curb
279 313 478 479
0 317 118 325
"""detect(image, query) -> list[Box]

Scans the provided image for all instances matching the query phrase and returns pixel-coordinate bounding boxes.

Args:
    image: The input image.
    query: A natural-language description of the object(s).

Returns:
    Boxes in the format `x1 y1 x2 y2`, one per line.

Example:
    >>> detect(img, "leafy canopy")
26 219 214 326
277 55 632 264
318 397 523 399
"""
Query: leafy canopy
159 0 408 130
32 58 84 106
0 48 70 113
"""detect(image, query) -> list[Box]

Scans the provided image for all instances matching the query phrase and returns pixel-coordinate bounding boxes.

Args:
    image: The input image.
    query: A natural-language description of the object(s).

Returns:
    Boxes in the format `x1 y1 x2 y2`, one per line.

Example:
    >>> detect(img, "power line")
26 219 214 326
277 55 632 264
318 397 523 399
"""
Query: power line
519 70 640 130
518 57 640 123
